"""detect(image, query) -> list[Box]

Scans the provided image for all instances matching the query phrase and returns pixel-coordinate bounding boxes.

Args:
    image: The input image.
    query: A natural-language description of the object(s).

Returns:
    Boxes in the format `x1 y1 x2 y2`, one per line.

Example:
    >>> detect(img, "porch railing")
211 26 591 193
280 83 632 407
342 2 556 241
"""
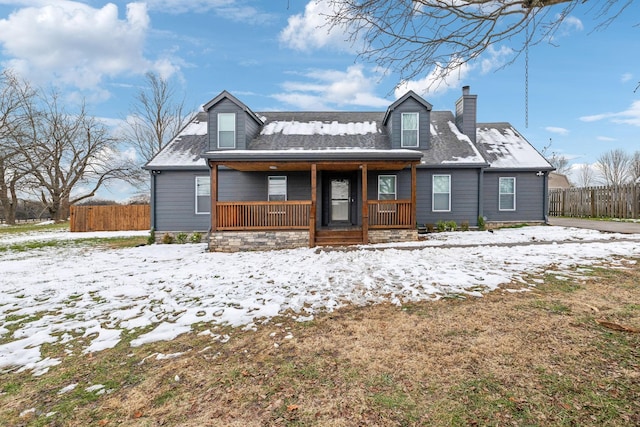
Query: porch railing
216 201 311 230
368 199 413 228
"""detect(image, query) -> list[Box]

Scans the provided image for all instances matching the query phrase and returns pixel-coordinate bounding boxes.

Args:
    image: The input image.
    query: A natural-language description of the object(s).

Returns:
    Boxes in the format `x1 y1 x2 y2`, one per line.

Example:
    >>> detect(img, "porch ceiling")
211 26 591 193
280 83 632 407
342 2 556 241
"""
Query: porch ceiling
211 160 418 172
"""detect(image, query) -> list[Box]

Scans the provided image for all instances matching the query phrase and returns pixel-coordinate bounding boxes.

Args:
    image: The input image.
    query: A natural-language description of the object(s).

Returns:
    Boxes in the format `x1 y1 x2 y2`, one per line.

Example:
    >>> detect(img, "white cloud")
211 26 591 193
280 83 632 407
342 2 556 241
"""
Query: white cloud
272 65 389 110
596 136 616 142
394 57 471 99
621 73 633 83
0 2 177 93
561 15 584 32
580 101 640 127
279 1 351 52
545 127 569 135
144 0 275 23
394 43 513 99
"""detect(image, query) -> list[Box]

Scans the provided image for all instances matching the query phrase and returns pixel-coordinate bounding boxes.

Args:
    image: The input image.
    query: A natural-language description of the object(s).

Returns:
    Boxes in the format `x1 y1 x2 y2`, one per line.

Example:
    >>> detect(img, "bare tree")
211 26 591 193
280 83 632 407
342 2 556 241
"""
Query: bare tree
125 72 191 167
16 90 134 221
631 151 640 184
596 149 631 187
0 70 35 224
547 152 571 175
573 163 596 188
324 0 633 85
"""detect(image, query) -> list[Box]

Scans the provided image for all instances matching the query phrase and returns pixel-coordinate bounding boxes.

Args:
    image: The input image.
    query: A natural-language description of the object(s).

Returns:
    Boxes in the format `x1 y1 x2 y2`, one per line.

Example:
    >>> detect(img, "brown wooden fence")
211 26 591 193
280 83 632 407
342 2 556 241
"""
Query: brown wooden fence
549 184 640 219
70 205 150 232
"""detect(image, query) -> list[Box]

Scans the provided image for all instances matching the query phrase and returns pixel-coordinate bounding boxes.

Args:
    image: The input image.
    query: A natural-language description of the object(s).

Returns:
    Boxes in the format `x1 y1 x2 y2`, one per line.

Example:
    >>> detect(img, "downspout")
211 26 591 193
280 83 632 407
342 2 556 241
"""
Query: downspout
543 171 550 224
150 170 159 232
478 167 484 226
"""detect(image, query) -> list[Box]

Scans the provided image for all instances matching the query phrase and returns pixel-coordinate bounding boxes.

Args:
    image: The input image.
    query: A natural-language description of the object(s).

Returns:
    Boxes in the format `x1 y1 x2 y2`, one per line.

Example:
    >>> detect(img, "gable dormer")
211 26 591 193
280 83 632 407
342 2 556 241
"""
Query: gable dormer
383 90 432 150
203 90 263 151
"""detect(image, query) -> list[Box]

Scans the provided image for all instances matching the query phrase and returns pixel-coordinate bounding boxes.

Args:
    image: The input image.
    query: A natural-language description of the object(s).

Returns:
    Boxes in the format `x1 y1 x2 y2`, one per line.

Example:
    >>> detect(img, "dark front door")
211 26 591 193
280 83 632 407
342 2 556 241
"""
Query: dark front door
322 172 357 227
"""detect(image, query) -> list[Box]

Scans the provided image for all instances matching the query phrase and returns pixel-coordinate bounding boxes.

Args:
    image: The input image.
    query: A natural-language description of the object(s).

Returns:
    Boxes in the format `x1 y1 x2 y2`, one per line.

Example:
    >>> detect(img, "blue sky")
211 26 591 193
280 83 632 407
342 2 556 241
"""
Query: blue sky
0 0 638 199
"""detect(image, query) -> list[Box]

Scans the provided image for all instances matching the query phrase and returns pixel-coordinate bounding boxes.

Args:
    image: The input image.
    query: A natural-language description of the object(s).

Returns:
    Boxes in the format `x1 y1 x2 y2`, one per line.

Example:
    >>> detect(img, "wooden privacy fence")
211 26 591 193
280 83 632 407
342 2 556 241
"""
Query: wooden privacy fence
549 184 640 219
70 205 150 232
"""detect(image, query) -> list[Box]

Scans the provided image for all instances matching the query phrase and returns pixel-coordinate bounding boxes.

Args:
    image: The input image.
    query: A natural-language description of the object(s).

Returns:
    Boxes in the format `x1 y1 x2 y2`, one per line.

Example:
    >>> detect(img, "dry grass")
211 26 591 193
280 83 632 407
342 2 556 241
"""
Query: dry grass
2 259 640 426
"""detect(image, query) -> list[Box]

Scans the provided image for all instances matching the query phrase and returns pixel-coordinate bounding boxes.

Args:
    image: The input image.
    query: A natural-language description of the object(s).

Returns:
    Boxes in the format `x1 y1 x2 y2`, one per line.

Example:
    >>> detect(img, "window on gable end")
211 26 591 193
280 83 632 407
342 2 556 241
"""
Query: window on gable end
218 113 236 148
401 112 419 147
195 176 210 214
499 177 516 211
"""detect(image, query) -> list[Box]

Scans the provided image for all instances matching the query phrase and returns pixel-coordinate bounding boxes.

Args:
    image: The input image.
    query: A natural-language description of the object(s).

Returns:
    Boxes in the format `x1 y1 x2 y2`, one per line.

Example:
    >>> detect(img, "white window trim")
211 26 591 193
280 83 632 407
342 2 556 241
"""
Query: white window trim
401 112 419 148
377 175 397 200
378 175 397 213
195 176 210 215
432 174 451 212
268 176 287 201
217 112 236 149
499 177 516 211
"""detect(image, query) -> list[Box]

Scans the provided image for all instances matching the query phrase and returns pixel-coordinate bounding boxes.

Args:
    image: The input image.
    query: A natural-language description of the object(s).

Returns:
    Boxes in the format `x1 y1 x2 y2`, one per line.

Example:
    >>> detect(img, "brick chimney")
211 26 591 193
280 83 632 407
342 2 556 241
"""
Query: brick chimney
455 85 477 144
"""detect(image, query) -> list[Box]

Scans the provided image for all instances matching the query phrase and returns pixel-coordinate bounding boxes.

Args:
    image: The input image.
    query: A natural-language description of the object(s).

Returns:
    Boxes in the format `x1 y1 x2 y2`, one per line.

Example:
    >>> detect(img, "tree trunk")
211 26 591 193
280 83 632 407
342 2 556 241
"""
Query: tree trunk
0 188 17 225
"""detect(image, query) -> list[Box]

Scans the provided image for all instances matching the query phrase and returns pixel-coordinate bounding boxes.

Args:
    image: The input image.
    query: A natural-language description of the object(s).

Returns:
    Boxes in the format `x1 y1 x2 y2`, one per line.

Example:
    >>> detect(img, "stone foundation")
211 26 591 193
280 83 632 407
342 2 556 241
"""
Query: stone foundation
209 230 309 252
368 229 418 244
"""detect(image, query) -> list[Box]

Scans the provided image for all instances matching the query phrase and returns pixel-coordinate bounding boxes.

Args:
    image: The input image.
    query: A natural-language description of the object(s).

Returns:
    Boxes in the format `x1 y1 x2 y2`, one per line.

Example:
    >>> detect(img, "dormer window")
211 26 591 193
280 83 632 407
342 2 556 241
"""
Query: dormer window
401 112 418 147
218 113 236 148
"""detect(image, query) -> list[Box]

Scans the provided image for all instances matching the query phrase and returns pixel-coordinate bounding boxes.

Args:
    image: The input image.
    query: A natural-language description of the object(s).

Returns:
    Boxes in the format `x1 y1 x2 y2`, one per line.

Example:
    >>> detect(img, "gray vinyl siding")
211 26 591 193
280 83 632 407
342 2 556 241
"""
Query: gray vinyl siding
208 99 249 150
218 170 311 202
368 170 412 200
388 98 431 150
482 171 546 222
416 168 480 226
153 170 210 232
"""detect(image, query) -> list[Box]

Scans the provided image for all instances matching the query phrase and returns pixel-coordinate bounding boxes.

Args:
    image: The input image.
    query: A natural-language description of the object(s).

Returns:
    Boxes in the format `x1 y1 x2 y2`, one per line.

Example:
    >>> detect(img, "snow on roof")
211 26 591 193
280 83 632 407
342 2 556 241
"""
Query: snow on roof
261 120 378 136
439 121 486 164
144 115 208 169
476 124 552 169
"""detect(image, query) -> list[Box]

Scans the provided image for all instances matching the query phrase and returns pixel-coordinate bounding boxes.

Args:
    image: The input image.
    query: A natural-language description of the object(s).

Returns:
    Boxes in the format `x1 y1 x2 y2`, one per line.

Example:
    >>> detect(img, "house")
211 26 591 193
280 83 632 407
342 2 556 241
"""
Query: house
548 172 572 190
144 86 554 251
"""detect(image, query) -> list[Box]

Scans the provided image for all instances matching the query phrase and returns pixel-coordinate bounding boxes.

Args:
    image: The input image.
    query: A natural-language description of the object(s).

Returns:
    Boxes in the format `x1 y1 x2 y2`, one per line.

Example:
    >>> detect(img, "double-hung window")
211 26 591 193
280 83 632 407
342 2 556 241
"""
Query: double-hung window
378 175 397 212
432 175 451 212
499 177 516 211
218 113 236 148
401 112 419 147
268 176 287 201
195 176 210 214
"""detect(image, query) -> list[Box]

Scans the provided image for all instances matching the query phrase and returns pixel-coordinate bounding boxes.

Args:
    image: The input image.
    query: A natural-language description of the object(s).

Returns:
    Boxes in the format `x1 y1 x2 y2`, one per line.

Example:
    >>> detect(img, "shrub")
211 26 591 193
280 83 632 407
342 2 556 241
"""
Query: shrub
190 232 202 243
426 223 435 233
436 220 446 232
446 220 457 231
176 232 188 244
477 216 486 231
461 221 469 231
147 228 155 245
162 233 174 244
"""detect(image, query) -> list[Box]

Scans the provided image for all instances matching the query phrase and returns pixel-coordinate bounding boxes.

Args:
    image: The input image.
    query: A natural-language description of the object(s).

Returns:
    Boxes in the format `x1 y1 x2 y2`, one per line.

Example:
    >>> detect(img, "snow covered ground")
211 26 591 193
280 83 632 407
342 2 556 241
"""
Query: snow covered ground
1 225 639 376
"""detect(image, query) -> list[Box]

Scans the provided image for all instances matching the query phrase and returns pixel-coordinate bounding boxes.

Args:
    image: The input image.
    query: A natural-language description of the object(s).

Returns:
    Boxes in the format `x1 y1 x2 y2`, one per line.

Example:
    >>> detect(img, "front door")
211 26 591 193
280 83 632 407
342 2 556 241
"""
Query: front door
330 178 351 223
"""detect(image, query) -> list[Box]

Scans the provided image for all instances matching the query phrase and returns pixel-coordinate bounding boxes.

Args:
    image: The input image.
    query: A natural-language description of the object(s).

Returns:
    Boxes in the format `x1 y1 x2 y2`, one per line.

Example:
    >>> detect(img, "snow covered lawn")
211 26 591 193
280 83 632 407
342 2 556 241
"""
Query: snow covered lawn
1 225 639 376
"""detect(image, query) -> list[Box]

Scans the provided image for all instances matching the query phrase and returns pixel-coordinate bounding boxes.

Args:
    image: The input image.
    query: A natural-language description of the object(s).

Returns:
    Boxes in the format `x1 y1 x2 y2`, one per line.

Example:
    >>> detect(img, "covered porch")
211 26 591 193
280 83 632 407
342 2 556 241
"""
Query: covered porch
206 150 422 250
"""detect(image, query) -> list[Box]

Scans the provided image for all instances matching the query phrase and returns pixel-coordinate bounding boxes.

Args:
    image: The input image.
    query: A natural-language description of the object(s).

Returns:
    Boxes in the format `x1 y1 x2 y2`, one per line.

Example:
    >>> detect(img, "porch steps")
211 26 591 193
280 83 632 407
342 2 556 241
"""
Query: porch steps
314 229 364 246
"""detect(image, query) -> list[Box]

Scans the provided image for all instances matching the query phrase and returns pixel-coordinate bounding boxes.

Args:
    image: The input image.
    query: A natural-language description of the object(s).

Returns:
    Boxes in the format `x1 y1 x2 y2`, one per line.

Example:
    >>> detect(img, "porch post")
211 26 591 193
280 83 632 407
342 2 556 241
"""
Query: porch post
361 163 368 244
411 162 417 227
309 163 317 247
210 162 218 232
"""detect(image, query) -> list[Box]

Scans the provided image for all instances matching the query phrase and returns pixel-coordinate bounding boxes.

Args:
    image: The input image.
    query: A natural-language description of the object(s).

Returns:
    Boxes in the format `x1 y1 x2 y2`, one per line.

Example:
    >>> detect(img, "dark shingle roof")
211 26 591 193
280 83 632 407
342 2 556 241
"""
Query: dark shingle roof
420 111 486 166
